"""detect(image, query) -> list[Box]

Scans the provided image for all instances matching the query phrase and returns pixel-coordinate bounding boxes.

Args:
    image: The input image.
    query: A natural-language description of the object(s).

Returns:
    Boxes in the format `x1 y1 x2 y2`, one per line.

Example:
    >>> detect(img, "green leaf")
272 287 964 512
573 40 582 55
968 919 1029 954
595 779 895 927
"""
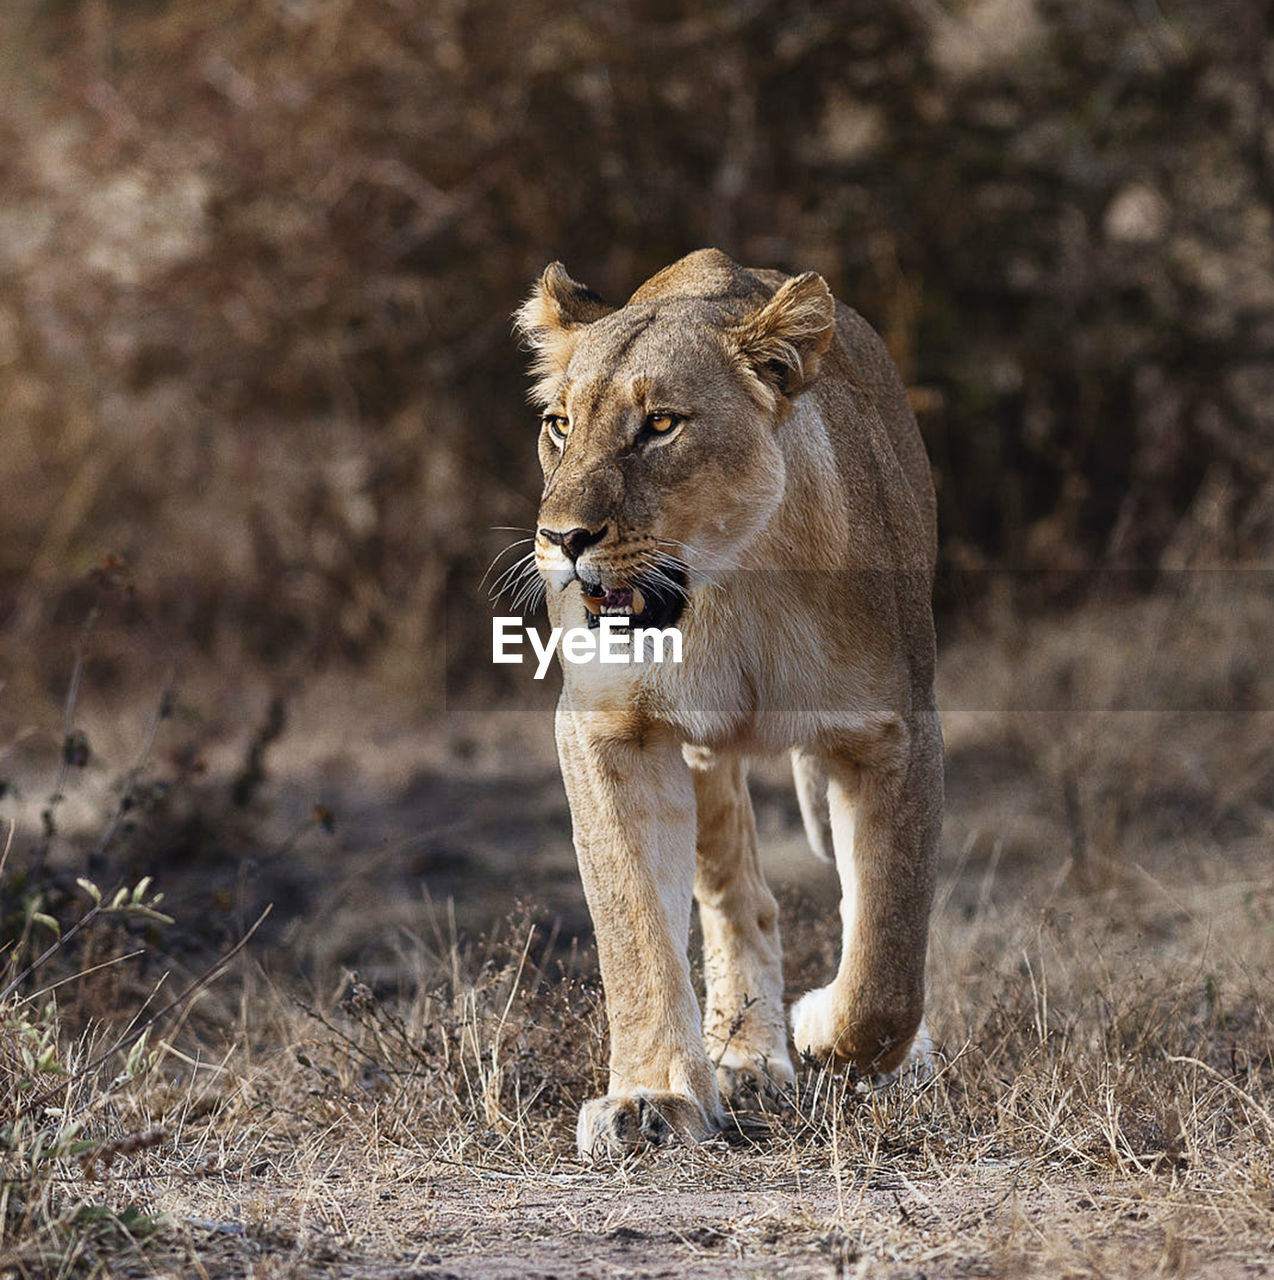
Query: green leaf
131 906 175 924
125 1030 151 1075
76 878 102 905
72 1203 166 1236
35 1047 67 1074
117 1204 166 1236
73 1204 115 1224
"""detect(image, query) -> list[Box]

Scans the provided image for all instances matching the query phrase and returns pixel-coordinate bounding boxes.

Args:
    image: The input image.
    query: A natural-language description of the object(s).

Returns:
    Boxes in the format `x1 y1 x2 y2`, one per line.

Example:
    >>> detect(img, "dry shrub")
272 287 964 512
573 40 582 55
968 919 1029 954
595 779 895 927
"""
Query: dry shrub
2 0 1271 709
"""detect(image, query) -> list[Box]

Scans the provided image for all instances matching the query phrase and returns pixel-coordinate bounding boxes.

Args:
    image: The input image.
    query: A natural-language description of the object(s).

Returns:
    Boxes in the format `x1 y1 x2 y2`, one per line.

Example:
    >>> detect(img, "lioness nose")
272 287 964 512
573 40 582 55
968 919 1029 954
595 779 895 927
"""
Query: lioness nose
540 524 608 560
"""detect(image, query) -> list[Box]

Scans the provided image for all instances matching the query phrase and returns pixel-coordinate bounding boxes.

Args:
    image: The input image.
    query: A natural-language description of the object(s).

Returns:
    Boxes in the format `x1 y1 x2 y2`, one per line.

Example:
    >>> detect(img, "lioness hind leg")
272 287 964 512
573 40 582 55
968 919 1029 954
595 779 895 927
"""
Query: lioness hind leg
790 709 942 1081
686 747 795 1103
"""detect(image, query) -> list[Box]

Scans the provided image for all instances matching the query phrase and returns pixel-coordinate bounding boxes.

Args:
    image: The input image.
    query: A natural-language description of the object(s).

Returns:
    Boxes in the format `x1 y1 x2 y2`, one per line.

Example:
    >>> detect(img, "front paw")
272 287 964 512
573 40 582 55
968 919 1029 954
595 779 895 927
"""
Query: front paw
576 1090 716 1160
791 985 928 1083
861 1017 933 1090
790 983 845 1062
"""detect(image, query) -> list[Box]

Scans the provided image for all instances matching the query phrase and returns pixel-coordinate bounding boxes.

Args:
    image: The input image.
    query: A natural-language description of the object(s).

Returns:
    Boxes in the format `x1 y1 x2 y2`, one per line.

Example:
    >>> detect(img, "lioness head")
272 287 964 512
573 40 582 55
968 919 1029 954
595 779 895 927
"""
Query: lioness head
516 249 836 631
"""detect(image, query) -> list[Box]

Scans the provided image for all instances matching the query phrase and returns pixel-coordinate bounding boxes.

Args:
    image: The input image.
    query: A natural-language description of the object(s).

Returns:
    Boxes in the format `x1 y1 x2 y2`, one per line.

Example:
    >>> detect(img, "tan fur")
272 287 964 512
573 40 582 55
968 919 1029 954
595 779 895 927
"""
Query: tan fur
517 249 943 1158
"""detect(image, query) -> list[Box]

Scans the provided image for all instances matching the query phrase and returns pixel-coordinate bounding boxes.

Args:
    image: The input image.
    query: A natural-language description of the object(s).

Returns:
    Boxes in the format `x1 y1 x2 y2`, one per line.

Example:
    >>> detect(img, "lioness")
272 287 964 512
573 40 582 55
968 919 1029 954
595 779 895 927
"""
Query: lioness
515 249 942 1158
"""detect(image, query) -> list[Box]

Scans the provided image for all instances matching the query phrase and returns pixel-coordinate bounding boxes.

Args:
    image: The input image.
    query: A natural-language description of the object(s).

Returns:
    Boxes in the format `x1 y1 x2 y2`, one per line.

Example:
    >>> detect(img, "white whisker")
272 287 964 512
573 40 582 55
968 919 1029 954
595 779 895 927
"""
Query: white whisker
641 563 691 602
489 550 537 600
511 573 547 615
482 538 536 593
492 560 548 618
656 537 739 573
491 550 533 588
511 571 543 612
647 543 725 595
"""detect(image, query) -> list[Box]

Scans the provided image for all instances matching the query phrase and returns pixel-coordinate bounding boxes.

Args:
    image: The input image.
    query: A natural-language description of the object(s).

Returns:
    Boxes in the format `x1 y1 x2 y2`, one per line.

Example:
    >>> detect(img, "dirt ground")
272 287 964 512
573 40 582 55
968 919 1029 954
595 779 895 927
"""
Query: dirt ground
133 1169 1273 1280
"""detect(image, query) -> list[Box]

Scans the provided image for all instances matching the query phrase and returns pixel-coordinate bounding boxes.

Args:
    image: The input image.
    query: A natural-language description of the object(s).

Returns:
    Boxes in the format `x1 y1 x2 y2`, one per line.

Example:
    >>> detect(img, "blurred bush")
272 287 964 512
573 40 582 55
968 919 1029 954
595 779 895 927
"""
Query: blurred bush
2 0 1271 702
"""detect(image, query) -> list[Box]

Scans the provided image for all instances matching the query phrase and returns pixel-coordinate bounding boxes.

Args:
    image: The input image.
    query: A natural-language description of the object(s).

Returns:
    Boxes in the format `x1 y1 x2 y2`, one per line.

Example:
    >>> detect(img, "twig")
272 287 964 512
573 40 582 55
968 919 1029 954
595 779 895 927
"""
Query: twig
293 997 433 1079
0 899 110 1005
34 606 99 870
28 949 146 1000
0 816 13 880
711 995 759 1069
1169 1055 1274 1138
91 670 177 866
232 696 286 809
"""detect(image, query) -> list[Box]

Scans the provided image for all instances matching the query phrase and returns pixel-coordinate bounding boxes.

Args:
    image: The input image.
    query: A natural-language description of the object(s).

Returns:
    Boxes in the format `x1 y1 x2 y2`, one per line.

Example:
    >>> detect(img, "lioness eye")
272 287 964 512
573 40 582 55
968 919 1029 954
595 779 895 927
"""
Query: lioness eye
647 412 679 434
543 414 570 443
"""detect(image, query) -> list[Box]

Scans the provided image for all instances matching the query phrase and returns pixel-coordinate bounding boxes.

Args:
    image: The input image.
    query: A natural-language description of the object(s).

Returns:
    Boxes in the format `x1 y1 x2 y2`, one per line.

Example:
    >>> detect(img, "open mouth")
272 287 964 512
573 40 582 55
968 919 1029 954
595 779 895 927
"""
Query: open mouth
578 566 687 631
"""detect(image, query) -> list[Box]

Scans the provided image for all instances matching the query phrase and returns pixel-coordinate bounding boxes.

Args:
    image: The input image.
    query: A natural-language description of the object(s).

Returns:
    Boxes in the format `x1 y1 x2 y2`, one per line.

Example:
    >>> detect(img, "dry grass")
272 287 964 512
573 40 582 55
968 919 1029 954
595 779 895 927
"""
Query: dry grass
2 861 1270 1278
2 588 1273 1279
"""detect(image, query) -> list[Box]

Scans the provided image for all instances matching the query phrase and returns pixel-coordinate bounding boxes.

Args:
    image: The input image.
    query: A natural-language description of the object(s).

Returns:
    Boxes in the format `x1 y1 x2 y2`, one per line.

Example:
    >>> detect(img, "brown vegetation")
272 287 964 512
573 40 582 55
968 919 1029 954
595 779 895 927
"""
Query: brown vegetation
3 0 1272 700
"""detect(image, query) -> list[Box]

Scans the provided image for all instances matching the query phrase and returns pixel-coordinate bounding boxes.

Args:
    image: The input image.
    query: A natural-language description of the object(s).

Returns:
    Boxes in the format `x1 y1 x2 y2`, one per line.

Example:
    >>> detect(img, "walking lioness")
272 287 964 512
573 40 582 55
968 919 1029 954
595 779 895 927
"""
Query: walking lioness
515 249 942 1158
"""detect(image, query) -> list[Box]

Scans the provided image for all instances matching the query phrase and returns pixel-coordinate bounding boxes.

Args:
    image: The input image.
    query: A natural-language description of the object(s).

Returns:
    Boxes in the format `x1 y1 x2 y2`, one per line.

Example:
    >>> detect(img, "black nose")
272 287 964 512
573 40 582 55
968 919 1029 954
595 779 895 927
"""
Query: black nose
540 525 607 560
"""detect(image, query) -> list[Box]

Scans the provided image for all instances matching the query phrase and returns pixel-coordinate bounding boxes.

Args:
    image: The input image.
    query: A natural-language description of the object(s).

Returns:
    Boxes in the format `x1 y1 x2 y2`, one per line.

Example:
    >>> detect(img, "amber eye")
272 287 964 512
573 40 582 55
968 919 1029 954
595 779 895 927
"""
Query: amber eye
543 414 570 443
647 412 680 435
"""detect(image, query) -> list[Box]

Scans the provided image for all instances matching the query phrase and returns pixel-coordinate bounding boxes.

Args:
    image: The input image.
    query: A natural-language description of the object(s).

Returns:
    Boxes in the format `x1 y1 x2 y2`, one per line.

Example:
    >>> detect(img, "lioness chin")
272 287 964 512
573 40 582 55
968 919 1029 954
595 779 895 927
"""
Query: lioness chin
515 248 942 1159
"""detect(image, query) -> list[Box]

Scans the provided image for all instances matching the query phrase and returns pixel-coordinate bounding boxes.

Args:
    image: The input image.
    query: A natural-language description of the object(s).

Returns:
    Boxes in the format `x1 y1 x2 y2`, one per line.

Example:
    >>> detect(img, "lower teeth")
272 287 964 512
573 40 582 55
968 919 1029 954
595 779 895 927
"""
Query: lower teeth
581 587 647 618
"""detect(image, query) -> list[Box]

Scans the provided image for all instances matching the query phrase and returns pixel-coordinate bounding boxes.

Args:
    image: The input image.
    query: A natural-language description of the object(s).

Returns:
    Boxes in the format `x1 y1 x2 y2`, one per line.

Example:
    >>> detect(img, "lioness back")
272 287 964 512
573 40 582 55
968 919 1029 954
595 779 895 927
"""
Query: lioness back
744 262 937 572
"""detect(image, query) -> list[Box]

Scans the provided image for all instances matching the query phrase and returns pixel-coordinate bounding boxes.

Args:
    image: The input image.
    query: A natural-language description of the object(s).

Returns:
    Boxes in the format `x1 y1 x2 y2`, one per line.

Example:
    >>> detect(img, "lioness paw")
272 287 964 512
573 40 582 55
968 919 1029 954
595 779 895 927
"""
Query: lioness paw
576 1091 715 1160
789 984 843 1062
864 1018 933 1090
715 1046 796 1108
791 986 930 1085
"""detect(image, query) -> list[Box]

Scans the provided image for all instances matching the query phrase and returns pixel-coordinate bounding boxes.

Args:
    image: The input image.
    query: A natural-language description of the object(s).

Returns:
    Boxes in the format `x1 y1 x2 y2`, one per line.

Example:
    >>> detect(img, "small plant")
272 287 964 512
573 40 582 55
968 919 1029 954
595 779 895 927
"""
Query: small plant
0 871 173 1255
0 613 270 1273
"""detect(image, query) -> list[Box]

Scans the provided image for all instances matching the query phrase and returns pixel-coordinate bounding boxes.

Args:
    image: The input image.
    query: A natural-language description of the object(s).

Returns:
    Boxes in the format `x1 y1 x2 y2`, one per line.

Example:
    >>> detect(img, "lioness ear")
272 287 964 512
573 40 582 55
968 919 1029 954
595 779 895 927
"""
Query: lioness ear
514 263 613 401
726 272 836 405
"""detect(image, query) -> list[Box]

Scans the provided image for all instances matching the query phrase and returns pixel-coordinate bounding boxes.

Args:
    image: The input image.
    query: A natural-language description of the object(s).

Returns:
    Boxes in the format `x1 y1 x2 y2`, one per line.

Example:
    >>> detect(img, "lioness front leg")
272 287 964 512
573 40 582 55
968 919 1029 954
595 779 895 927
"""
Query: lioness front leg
556 700 721 1158
791 707 942 1081
686 747 795 1102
